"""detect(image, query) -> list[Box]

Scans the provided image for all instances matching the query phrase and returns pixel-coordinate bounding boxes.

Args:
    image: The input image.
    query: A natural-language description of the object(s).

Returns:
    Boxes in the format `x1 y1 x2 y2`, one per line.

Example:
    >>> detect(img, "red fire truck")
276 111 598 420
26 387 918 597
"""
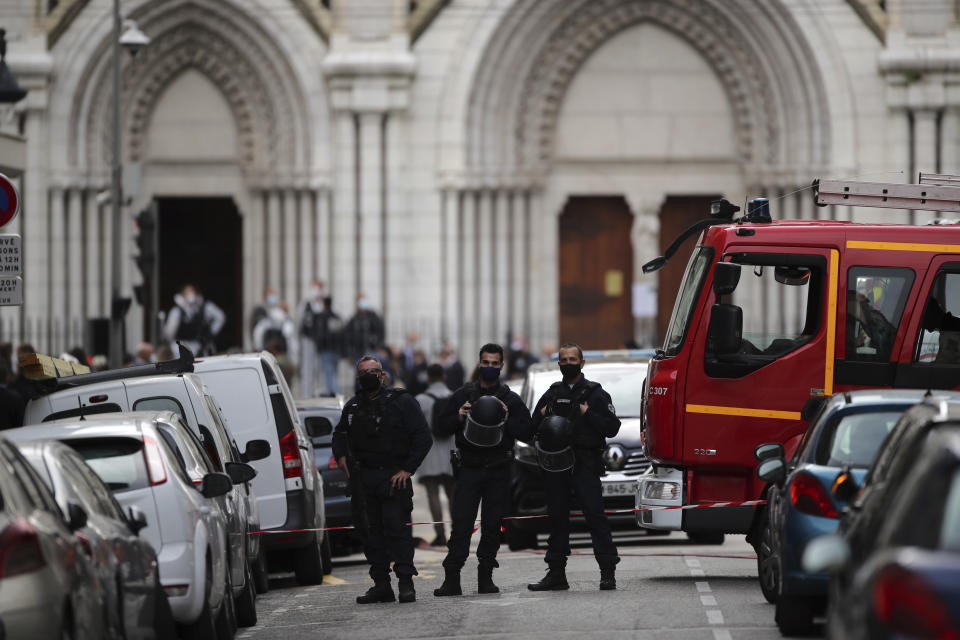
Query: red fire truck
637 174 960 544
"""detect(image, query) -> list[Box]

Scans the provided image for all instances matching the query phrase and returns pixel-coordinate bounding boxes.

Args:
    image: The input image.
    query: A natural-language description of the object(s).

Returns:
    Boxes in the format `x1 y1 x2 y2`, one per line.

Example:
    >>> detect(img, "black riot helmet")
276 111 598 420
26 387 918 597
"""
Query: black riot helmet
463 395 506 447
536 415 575 472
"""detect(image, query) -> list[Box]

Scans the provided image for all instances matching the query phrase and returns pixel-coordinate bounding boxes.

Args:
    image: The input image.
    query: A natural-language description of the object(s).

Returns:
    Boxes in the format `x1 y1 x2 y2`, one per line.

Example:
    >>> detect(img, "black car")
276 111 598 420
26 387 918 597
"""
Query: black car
824 392 960 637
16 438 174 640
297 397 359 555
506 351 655 550
808 418 960 639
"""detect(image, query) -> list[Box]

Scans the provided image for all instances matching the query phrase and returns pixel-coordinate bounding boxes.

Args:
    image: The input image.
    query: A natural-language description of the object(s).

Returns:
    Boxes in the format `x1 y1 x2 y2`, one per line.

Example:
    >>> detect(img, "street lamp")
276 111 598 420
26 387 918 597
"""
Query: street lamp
109 2 149 368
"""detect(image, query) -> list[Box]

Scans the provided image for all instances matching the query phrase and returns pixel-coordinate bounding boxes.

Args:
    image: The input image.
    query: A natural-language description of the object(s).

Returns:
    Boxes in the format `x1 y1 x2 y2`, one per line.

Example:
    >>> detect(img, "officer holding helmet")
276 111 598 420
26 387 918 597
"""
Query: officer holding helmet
333 355 433 604
433 343 533 597
528 343 621 591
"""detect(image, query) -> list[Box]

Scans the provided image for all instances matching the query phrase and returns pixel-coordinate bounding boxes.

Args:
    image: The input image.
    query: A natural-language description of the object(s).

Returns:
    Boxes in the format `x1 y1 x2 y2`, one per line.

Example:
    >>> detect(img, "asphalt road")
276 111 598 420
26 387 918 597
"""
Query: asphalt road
240 531 787 639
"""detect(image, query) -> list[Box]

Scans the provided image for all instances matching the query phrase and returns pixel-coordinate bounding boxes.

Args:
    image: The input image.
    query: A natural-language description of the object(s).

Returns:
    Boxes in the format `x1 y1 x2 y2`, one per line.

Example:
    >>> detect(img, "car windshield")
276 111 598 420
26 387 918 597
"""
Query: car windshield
662 246 713 356
529 363 647 417
67 437 150 493
815 410 902 467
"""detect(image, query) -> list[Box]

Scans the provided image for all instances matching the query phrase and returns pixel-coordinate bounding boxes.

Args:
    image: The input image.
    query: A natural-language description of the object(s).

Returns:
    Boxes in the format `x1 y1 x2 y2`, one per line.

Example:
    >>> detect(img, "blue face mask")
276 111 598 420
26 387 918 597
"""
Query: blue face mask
267 294 278 306
478 366 501 383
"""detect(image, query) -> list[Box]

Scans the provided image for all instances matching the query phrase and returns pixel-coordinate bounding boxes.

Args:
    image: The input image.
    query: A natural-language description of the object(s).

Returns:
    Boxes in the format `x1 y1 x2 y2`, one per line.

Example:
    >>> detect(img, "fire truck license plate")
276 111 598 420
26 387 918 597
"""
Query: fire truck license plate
601 481 636 497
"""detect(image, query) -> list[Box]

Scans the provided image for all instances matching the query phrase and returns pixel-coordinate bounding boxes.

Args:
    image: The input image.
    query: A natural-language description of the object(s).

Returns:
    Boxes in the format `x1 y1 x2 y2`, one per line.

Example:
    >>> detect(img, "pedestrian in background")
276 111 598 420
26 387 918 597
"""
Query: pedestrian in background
403 349 429 396
253 288 297 361
162 284 225 356
528 343 621 592
415 364 456 546
298 280 326 397
438 342 465 391
333 356 432 604
345 293 385 359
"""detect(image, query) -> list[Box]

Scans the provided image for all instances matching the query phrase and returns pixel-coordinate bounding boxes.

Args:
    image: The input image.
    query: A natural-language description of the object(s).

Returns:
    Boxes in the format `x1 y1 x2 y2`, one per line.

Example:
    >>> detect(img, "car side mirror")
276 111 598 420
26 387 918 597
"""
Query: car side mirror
713 261 741 295
757 458 786 485
305 417 333 438
754 443 785 461
802 535 850 574
225 461 257 485
126 505 148 535
66 502 87 531
831 467 860 503
199 472 233 499
243 439 271 462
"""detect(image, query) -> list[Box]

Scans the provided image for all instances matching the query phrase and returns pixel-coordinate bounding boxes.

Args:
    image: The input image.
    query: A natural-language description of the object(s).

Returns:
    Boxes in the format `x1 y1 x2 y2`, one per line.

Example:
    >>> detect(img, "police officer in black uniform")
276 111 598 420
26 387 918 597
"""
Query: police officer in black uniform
433 343 534 597
528 343 621 591
333 355 432 604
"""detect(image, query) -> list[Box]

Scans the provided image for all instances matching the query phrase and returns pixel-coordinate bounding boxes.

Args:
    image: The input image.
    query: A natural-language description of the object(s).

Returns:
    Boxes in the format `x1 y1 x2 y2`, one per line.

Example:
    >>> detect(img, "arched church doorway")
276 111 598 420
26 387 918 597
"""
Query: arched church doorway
156 197 243 352
559 196 633 349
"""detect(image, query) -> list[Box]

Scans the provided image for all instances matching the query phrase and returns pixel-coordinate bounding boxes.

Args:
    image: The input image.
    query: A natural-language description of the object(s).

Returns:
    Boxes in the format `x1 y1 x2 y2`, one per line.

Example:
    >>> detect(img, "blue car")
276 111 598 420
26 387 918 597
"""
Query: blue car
754 389 929 636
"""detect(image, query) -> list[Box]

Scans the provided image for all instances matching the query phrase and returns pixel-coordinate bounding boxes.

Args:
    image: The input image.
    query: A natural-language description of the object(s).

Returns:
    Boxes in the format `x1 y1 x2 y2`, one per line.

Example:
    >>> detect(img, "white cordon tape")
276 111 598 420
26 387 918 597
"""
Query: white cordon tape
247 500 767 535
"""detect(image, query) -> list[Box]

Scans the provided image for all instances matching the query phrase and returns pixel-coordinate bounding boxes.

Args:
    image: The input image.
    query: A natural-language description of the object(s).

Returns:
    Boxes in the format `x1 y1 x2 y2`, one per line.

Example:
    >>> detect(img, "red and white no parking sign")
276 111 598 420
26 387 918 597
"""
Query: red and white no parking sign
0 173 20 228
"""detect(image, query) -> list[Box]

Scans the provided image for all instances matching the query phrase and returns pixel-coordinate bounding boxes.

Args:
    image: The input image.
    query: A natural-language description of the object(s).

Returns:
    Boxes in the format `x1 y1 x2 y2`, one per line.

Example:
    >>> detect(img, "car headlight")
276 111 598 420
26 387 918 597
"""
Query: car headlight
603 444 627 471
643 481 680 501
514 441 538 465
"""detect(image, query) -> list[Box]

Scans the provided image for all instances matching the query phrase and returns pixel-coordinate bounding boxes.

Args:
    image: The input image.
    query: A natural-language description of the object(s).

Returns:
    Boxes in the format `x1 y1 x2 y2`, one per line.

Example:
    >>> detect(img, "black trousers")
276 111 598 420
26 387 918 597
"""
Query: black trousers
442 464 510 571
353 468 417 582
543 451 619 571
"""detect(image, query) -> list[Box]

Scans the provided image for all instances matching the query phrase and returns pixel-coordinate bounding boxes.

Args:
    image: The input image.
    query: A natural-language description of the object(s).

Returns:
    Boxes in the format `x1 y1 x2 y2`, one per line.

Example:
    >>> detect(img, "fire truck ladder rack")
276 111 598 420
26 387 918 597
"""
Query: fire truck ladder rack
814 173 960 213
23 342 195 394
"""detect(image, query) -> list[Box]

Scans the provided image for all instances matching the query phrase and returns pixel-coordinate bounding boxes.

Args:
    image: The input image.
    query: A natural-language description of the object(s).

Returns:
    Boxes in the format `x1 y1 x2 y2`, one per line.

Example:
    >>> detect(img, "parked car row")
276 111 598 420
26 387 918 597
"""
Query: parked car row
0 348 329 639
753 389 960 637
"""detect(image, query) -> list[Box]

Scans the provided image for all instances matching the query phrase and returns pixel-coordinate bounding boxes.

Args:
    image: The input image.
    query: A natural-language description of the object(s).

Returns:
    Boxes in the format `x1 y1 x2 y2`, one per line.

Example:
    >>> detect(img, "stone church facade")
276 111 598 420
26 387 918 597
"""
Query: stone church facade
1 0 956 360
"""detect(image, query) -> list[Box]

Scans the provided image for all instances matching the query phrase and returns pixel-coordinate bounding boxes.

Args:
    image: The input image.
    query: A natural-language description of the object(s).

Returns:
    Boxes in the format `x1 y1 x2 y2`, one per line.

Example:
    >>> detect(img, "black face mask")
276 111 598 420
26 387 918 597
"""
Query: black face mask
358 371 382 392
478 366 501 383
559 363 581 381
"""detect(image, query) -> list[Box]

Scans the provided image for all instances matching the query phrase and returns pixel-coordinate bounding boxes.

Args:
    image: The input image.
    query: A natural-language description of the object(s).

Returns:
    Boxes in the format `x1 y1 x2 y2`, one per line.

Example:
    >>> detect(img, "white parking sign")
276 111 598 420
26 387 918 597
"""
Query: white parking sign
0 277 23 305
0 234 21 275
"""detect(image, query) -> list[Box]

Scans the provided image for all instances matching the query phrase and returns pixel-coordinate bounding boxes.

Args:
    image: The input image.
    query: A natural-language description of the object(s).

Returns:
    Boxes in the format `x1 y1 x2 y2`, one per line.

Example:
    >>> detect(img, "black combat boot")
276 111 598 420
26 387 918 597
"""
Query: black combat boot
356 580 395 604
599 568 616 591
527 568 569 591
433 568 462 597
478 564 499 594
398 575 416 603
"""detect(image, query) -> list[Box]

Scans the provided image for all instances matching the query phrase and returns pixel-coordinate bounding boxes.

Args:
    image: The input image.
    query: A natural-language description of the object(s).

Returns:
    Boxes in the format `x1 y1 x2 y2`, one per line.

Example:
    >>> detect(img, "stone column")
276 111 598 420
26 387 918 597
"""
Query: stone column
632 202 661 347
914 109 939 224
942 107 960 173
49 187 66 331
267 189 282 293
299 190 314 293
67 188 84 327
461 190 478 359
358 112 384 311
331 112 357 310
282 188 298 306
494 190 510 343
84 189 102 318
477 190 493 341
441 188 459 347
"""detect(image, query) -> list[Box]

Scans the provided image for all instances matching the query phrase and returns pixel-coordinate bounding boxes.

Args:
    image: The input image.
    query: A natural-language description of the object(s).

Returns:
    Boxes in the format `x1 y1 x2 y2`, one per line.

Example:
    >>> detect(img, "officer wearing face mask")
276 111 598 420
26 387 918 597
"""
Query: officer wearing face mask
162 283 225 357
433 343 534 597
332 355 432 605
528 343 621 592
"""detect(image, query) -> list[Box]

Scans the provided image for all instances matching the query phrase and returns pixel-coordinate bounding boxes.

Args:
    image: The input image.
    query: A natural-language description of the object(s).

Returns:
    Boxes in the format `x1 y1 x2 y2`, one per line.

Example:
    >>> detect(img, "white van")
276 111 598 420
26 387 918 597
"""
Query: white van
191 352 328 585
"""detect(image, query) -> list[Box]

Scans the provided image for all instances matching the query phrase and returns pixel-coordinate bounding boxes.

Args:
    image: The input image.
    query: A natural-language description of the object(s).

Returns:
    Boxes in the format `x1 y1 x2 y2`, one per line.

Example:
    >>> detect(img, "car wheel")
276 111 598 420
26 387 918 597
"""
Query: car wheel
215 562 237 640
60 604 75 640
686 532 725 545
505 522 538 551
235 562 258 628
775 595 815 636
293 534 325 585
179 556 216 640
151 571 178 639
253 547 270 594
320 533 333 575
756 507 780 605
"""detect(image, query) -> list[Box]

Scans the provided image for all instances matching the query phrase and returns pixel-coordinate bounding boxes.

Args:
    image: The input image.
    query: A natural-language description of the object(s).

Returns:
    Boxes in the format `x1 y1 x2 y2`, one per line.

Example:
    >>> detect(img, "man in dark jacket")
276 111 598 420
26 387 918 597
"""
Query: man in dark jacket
345 293 385 358
333 355 432 604
528 343 621 591
433 343 534 597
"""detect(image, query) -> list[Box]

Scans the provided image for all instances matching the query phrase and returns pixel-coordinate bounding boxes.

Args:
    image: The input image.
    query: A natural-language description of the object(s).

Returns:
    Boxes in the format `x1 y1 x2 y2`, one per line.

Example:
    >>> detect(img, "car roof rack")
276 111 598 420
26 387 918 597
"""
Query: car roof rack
814 173 960 213
27 343 195 394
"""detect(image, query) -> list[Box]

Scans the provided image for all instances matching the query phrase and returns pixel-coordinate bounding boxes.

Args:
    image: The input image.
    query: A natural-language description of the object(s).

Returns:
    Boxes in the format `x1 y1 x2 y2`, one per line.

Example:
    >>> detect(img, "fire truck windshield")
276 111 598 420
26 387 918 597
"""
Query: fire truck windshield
662 247 714 356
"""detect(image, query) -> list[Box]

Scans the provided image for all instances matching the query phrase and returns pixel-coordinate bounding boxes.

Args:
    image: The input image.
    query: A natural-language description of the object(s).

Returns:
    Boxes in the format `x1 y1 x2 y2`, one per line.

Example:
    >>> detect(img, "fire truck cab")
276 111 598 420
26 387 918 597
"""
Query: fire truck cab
637 175 960 540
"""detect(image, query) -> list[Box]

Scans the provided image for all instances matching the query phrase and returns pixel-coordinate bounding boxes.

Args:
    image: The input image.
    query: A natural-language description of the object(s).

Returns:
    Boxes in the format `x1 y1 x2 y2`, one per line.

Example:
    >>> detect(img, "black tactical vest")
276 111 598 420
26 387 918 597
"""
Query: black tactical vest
175 304 207 341
545 380 603 449
347 389 410 465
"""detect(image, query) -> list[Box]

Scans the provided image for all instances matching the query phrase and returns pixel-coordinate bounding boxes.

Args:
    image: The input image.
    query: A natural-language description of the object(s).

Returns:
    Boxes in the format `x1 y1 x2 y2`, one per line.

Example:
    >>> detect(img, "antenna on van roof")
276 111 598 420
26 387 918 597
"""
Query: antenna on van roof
77 396 86 421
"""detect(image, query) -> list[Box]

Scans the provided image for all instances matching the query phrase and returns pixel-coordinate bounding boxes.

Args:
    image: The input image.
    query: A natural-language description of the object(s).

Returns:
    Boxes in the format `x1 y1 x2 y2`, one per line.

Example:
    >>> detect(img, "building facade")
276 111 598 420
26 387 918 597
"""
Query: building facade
1 0 956 360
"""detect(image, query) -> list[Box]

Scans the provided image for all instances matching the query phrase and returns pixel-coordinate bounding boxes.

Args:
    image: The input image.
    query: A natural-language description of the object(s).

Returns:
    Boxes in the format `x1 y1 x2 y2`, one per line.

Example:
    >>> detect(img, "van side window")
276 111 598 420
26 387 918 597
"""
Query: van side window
133 397 186 420
704 253 824 378
198 426 224 472
915 271 960 364
846 267 914 361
